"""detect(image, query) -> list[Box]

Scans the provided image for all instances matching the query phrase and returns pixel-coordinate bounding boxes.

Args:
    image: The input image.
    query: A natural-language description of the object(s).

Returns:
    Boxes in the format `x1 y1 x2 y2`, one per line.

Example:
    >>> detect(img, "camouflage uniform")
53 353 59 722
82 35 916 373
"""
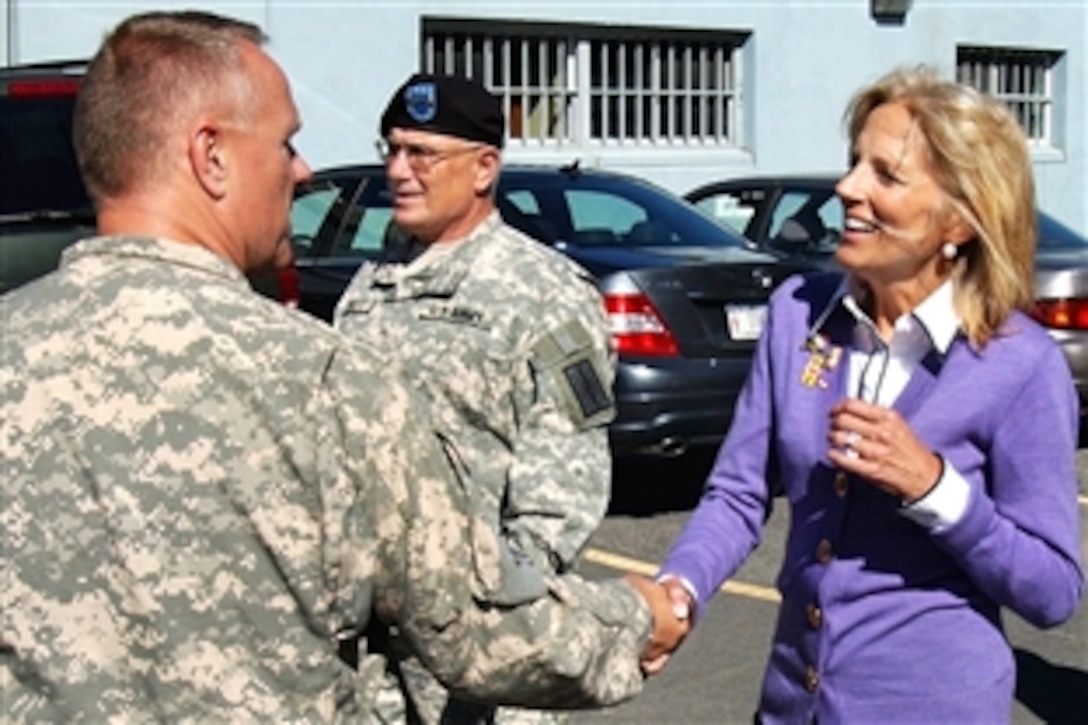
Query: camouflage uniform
0 236 649 722
335 213 616 724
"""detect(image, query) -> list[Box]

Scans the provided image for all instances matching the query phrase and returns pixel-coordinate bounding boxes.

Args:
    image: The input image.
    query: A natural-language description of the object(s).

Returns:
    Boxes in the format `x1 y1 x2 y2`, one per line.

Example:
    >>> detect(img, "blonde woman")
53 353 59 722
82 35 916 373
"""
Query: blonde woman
654 65 1084 723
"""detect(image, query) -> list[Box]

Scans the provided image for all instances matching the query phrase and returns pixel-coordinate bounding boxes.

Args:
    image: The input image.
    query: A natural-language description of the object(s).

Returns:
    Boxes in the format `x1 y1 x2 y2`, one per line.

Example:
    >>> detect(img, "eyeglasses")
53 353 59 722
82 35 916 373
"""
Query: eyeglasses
374 138 482 173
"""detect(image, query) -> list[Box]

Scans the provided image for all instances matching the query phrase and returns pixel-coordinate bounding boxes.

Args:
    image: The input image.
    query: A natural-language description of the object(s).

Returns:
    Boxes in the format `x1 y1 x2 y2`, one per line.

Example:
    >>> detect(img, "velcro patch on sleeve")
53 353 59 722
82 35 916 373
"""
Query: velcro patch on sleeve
532 320 615 429
563 358 612 420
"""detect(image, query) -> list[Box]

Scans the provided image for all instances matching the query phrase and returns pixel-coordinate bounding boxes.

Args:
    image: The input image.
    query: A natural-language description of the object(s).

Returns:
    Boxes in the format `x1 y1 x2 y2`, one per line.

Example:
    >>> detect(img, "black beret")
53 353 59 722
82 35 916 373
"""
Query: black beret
380 73 505 149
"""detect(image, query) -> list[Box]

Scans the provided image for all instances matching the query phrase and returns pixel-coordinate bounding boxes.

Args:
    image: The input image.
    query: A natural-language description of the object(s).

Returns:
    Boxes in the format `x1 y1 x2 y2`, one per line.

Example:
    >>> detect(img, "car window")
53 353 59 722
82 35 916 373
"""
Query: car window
327 182 395 258
290 185 340 258
498 189 561 243
564 190 647 245
0 94 88 215
1037 212 1088 249
299 168 754 259
506 190 541 216
347 205 395 255
290 174 395 260
691 191 757 237
767 189 842 256
501 172 747 249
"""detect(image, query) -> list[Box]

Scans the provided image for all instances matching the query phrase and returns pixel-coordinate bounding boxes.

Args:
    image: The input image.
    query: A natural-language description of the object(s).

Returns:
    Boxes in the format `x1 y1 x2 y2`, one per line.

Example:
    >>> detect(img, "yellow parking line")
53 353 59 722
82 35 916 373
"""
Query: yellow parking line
583 547 782 604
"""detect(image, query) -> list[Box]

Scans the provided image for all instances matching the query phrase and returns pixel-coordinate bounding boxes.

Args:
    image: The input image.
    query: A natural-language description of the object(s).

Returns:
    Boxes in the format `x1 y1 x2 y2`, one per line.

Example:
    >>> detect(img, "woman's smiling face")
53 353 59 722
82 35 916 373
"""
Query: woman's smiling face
834 100 956 289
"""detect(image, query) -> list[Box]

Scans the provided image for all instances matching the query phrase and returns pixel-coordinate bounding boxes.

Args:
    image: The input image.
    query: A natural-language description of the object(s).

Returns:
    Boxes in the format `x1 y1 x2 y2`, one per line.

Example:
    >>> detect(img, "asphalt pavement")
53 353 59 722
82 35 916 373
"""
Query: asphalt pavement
568 450 1088 725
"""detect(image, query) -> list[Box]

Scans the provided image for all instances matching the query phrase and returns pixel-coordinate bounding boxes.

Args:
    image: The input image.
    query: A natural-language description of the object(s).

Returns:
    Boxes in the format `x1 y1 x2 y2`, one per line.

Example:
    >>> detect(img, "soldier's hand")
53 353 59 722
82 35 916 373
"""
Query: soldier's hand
624 574 691 675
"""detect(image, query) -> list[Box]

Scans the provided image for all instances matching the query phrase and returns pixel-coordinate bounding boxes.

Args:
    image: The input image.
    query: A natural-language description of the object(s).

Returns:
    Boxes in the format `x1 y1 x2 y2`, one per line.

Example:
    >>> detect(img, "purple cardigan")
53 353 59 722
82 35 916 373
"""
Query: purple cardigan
660 272 1085 724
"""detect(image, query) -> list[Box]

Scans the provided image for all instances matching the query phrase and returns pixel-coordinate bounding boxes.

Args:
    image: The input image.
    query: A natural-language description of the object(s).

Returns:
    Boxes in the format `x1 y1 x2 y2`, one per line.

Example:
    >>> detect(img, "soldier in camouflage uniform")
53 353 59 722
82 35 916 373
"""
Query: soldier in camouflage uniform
334 74 618 724
0 12 688 722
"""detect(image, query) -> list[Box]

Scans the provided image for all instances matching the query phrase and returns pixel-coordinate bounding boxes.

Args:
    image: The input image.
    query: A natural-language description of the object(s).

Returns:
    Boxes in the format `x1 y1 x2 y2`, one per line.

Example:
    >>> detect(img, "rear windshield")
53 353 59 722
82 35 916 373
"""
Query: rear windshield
0 94 90 215
1037 212 1087 249
499 172 753 249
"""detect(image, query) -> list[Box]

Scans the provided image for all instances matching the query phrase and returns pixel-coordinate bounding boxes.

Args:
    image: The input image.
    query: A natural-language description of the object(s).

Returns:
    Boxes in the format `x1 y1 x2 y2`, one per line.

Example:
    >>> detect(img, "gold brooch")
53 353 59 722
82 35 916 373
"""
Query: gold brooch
801 333 842 389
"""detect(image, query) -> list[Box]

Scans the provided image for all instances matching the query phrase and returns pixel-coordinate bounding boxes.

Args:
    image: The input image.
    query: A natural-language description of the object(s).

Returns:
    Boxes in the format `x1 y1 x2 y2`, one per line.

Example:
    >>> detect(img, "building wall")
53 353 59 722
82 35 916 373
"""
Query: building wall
7 0 1086 231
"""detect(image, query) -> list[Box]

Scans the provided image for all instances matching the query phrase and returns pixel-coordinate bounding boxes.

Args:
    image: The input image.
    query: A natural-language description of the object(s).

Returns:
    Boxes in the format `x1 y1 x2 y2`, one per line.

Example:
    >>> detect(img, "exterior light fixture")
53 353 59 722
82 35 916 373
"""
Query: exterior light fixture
871 0 912 21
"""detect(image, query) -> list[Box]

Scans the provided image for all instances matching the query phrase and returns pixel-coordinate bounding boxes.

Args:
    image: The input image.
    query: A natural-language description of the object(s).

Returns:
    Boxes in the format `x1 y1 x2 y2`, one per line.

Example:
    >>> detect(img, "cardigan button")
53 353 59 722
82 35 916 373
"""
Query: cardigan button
833 471 849 497
804 665 820 692
806 603 823 629
815 539 833 564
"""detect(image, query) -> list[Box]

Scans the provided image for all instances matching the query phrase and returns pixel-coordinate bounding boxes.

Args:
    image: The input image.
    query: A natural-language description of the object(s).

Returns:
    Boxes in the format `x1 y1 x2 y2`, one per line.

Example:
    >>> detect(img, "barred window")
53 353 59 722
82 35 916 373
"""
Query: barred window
956 46 1061 148
421 18 746 151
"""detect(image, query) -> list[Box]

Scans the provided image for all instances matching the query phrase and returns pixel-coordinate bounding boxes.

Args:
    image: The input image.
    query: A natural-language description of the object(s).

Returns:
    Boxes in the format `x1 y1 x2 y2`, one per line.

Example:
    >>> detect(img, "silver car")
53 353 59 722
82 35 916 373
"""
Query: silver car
1032 212 1088 429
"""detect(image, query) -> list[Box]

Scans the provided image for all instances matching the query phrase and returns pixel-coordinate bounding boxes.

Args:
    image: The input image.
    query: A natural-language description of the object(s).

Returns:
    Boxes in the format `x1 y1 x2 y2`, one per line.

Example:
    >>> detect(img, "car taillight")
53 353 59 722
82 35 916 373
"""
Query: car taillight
1032 299 1088 330
277 266 301 308
605 291 679 356
8 80 81 97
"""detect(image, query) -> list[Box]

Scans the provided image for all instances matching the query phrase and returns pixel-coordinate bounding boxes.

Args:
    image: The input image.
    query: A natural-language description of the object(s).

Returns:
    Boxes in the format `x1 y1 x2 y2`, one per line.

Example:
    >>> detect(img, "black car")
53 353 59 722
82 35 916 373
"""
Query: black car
0 74 810 463
267 163 813 460
686 174 1088 436
0 61 95 295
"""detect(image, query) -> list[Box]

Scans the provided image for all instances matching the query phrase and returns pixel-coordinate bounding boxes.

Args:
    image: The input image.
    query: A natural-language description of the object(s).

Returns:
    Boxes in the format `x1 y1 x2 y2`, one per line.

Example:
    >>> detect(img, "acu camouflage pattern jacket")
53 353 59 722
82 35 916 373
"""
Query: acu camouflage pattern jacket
335 212 616 580
1 236 649 722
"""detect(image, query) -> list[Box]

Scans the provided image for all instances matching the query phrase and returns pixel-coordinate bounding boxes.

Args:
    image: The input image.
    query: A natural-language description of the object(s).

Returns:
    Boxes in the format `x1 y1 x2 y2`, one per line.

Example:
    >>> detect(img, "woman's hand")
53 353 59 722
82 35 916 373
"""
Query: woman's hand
625 575 692 676
827 397 943 502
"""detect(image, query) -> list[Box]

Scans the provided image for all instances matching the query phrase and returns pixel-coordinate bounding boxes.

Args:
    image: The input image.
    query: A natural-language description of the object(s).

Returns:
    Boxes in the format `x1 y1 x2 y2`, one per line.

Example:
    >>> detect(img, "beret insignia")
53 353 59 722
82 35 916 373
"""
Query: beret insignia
405 81 437 123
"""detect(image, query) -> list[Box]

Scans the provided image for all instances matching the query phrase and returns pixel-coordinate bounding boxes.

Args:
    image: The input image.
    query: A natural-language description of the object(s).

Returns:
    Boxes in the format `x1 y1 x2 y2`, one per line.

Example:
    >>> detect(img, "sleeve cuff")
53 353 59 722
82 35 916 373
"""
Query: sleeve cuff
899 455 970 532
654 573 699 620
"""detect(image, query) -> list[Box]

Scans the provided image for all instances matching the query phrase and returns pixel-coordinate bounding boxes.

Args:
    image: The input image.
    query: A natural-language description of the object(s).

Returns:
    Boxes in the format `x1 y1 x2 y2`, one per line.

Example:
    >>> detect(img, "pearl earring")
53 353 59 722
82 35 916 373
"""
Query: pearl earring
941 242 957 260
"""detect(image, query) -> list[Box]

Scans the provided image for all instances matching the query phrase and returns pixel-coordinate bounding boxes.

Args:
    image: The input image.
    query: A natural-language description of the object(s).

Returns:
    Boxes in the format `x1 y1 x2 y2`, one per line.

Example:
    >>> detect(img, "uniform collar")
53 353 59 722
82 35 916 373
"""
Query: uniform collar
371 211 503 296
411 210 503 264
62 235 249 287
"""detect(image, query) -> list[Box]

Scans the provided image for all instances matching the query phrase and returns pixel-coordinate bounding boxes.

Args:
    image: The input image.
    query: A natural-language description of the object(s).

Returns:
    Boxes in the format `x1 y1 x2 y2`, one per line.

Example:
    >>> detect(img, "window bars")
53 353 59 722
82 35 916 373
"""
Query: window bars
957 46 1060 147
422 20 745 150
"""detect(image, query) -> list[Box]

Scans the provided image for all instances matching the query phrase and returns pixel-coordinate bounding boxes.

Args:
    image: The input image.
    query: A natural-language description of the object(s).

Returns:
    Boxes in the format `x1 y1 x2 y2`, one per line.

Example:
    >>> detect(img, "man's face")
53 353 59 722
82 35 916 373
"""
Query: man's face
382 127 495 244
227 42 312 273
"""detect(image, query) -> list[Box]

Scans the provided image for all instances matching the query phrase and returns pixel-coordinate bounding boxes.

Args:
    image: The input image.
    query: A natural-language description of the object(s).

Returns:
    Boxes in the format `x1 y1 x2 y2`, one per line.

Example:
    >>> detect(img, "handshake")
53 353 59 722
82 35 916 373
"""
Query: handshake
626 574 694 676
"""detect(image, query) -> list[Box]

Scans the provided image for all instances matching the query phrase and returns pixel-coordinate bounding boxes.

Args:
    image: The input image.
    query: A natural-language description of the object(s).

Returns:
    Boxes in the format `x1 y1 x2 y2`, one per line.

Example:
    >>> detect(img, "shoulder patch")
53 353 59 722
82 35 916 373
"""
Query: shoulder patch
532 320 615 429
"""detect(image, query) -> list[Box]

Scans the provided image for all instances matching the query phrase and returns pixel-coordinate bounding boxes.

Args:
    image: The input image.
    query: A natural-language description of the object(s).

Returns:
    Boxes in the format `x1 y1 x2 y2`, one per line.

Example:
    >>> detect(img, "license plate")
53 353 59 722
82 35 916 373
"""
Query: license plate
725 304 767 341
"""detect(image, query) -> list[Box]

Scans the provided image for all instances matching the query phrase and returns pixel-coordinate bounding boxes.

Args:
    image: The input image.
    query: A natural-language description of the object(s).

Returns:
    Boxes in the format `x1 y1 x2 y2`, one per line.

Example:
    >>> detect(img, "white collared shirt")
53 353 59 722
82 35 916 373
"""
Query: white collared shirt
842 279 969 531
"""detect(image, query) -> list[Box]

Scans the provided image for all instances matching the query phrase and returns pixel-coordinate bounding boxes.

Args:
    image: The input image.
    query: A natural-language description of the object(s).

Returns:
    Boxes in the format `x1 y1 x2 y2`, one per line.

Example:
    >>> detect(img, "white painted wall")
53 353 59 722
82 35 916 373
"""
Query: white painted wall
7 0 1085 231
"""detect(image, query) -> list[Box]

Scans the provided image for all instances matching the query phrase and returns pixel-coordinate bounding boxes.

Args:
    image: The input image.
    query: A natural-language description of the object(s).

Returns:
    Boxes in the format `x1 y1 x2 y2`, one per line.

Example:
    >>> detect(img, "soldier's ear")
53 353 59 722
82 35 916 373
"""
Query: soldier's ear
190 123 229 199
473 146 500 196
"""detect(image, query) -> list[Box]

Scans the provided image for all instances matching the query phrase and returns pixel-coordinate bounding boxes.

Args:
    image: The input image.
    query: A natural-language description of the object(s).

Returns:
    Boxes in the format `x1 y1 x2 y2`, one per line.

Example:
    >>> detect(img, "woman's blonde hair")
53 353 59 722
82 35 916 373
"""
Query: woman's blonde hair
844 65 1037 346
